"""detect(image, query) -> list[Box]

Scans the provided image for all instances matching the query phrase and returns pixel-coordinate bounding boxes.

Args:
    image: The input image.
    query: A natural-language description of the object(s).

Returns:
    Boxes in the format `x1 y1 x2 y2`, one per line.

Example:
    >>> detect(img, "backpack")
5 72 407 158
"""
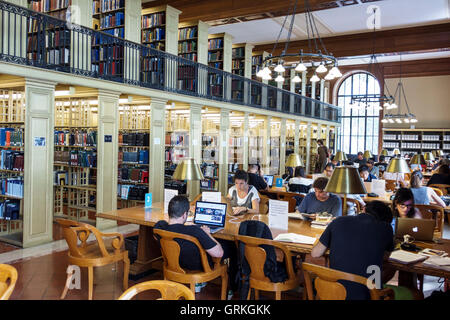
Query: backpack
237 220 288 299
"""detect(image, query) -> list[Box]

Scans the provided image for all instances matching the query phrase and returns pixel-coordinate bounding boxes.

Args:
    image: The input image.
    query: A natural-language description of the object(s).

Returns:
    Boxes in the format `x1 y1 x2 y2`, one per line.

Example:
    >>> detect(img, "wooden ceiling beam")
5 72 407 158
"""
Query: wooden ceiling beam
253 23 450 58
142 0 355 23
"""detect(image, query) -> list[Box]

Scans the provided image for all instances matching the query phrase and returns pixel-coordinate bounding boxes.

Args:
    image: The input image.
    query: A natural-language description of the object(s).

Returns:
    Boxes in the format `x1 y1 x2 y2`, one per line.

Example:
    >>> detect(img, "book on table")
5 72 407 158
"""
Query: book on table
273 233 317 245
388 250 428 264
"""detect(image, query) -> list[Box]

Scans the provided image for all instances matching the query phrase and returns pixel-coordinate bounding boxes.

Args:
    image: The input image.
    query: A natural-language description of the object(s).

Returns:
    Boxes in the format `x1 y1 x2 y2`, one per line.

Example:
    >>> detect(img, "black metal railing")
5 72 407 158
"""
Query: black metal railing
0 1 341 123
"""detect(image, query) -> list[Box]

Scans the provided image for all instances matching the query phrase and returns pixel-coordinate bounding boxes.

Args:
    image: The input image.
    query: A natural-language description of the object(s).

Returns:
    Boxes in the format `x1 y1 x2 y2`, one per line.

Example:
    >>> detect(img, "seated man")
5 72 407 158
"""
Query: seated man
359 165 377 182
311 201 395 300
354 152 367 167
367 159 379 179
375 155 388 174
298 177 342 217
323 162 335 178
247 164 268 192
154 195 224 271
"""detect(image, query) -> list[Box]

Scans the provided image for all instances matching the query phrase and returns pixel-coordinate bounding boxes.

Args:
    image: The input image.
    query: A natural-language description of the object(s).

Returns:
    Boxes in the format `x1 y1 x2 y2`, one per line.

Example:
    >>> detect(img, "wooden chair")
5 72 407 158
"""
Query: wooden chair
259 195 270 214
414 204 445 238
428 184 450 196
339 196 362 215
385 179 397 192
235 235 301 300
56 218 130 300
118 280 195 300
153 228 228 299
302 263 394 300
0 264 18 300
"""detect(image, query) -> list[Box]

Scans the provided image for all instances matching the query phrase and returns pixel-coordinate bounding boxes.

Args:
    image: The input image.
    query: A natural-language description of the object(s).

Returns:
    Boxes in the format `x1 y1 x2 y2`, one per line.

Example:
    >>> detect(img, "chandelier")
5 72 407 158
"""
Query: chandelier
349 7 395 111
256 0 341 83
381 55 417 124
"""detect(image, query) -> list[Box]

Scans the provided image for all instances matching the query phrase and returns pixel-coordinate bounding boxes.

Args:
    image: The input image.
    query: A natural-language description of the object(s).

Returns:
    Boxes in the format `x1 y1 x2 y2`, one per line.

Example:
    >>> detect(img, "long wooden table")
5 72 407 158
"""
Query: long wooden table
97 202 323 275
97 202 450 281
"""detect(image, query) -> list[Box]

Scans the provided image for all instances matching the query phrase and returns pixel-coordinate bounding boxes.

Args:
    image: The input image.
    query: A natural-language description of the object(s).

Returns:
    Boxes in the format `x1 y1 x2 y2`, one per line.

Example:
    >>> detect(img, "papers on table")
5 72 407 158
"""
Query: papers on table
202 191 221 203
288 212 303 220
364 180 386 197
268 199 289 230
164 189 178 213
422 256 450 271
388 250 428 264
274 233 317 245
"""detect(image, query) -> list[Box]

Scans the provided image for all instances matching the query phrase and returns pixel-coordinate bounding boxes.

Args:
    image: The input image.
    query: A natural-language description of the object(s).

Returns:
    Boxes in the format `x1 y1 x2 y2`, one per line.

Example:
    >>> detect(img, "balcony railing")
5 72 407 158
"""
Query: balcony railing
0 0 341 123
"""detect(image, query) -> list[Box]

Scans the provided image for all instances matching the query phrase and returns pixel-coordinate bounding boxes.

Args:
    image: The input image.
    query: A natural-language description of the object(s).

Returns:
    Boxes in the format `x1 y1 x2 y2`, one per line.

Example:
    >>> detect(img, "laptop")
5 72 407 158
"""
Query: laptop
193 201 227 234
263 175 274 187
395 218 435 241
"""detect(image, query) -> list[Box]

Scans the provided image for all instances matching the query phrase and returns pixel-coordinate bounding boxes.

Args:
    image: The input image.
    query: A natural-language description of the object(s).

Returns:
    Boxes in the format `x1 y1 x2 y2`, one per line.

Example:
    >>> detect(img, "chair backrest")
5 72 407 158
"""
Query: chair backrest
259 195 270 214
428 184 450 196
302 263 393 300
414 204 445 236
235 234 296 284
118 280 195 300
153 228 213 273
430 187 443 197
339 196 362 215
385 179 397 192
0 264 18 300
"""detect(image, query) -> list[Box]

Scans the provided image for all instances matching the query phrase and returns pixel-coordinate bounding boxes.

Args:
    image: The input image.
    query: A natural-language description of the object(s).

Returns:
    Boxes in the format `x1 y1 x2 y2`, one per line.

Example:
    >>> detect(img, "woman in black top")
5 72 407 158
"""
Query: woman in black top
427 164 450 186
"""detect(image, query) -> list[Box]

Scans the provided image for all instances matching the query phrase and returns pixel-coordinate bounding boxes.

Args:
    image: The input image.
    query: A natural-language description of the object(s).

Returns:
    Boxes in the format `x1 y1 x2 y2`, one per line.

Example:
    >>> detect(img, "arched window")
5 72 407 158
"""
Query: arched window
336 72 380 155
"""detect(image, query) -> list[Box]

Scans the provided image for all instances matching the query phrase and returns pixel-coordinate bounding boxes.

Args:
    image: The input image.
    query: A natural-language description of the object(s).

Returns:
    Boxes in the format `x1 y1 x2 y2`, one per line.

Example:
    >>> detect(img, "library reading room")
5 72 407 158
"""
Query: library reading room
0 0 449 305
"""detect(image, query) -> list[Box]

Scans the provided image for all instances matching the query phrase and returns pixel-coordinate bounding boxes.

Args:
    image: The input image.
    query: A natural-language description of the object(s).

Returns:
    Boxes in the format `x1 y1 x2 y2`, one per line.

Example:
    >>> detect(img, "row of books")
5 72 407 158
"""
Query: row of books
142 12 165 28
101 27 124 39
29 0 70 12
119 151 149 164
201 163 218 178
232 47 245 59
177 65 196 78
54 130 97 147
200 179 218 190
118 184 147 201
47 49 70 65
100 12 125 29
178 41 197 54
232 60 244 70
119 132 149 146
165 149 188 162
0 128 23 147
209 62 223 70
208 39 223 50
179 27 197 40
0 200 20 221
54 150 97 167
92 46 124 62
119 167 149 183
0 151 24 172
92 61 124 76
165 133 189 147
208 74 223 85
100 0 125 13
147 42 165 51
93 0 101 14
208 51 222 62
0 178 24 198
142 28 165 43
252 55 263 65
179 53 197 62
177 80 196 92
209 85 223 96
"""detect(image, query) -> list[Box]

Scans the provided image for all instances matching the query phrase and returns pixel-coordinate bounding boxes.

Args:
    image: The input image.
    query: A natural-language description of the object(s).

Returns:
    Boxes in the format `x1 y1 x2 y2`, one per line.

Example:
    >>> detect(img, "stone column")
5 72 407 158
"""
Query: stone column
188 104 202 200
306 121 312 174
294 119 300 155
280 118 287 176
243 112 249 171
218 109 229 195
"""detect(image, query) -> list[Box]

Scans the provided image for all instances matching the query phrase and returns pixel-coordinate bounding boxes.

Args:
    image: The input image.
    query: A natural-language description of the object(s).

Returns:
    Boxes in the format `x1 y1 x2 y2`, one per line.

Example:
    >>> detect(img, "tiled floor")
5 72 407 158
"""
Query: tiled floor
1 221 449 300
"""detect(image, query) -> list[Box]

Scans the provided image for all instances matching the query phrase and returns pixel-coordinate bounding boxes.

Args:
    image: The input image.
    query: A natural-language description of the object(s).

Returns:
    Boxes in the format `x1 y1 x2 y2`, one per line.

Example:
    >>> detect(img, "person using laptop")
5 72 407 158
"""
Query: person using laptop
247 164 269 192
392 188 422 219
227 170 260 215
311 201 395 300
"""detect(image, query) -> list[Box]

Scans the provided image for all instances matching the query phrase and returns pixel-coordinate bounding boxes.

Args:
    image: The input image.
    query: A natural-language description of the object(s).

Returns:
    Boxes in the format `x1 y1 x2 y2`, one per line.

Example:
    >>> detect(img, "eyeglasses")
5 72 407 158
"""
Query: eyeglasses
398 203 413 209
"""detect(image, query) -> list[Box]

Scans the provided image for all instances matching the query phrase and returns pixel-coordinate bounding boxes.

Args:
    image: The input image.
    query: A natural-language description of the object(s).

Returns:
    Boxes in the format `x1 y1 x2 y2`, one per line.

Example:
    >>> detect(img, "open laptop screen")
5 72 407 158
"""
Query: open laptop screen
263 175 274 187
194 201 227 228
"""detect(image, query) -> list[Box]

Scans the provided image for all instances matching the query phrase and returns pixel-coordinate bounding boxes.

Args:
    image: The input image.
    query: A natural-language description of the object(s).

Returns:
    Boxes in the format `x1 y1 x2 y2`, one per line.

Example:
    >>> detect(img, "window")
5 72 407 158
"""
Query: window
336 72 380 155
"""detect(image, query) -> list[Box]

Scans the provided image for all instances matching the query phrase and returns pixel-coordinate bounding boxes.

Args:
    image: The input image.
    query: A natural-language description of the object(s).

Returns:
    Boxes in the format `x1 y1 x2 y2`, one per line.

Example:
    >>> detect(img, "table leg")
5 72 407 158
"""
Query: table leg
130 225 162 275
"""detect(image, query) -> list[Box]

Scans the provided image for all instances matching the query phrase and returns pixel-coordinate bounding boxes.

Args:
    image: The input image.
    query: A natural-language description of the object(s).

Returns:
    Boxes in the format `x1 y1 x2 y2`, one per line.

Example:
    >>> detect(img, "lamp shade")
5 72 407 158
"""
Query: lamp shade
172 158 204 181
380 149 389 156
393 149 400 155
409 154 426 165
324 166 367 194
432 150 444 157
363 150 372 160
386 158 410 174
423 152 435 161
334 151 347 162
285 153 304 167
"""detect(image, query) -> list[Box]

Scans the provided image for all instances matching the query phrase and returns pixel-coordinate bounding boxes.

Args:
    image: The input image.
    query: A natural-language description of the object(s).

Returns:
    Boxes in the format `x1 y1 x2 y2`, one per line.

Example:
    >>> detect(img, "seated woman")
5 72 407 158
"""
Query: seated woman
427 163 450 186
288 166 312 193
410 171 445 207
226 170 260 216
392 187 422 219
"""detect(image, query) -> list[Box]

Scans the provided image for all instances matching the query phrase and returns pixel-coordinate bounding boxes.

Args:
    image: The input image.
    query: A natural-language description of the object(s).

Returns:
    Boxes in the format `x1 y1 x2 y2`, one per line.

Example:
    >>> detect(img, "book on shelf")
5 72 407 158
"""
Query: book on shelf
208 39 223 50
0 200 21 221
1 177 24 198
179 27 197 40
200 179 218 190
54 130 97 147
119 132 149 146
100 12 124 29
68 150 97 167
0 128 24 147
118 184 148 201
0 150 24 171
142 12 165 28
101 0 125 12
119 167 149 183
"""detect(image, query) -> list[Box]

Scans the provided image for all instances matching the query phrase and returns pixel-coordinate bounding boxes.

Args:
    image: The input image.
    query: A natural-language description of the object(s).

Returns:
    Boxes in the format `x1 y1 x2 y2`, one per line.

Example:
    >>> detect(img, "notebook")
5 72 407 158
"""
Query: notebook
263 175 274 187
395 218 435 241
193 201 227 234
389 250 428 264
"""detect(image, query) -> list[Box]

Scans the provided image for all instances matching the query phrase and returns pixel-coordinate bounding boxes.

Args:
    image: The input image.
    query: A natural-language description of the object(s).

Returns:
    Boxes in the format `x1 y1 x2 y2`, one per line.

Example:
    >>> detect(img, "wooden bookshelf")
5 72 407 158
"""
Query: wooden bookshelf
201 116 219 191
53 97 98 224
382 128 450 156
0 89 26 246
208 33 232 72
178 21 208 63
251 50 269 81
93 0 125 38
117 103 150 209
